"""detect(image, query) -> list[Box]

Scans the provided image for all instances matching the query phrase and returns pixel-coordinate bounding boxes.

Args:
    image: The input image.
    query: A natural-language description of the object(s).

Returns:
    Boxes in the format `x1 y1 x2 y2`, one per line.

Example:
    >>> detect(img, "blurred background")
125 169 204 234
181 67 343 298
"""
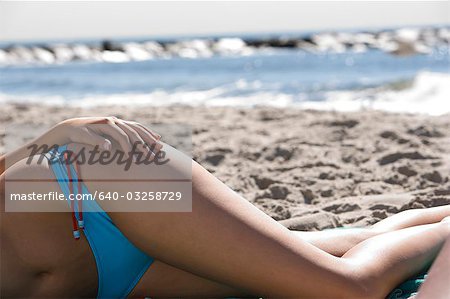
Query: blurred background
2 1 450 239
0 1 449 114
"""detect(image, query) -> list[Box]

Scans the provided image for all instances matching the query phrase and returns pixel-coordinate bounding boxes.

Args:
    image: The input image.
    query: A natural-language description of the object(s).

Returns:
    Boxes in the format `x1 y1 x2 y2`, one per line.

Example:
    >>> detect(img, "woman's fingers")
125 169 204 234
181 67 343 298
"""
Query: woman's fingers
70 127 112 150
58 117 163 162
72 117 162 161
132 122 161 141
126 122 163 154
115 121 155 161
94 121 132 155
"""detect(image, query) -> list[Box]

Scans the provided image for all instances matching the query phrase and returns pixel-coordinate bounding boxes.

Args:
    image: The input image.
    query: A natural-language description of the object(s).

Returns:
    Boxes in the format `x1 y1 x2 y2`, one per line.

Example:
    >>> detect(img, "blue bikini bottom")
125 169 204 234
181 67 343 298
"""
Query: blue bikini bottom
45 145 154 298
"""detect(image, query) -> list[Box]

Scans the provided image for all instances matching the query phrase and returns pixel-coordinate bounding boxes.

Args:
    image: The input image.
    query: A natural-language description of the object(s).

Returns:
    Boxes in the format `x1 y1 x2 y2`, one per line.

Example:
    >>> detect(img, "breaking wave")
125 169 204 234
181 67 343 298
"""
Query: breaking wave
1 71 448 116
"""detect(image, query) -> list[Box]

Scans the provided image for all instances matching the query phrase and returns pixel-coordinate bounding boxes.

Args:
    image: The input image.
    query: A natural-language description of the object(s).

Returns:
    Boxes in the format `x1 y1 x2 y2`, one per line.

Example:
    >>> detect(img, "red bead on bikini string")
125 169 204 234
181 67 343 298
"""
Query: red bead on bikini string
64 152 81 240
75 162 84 230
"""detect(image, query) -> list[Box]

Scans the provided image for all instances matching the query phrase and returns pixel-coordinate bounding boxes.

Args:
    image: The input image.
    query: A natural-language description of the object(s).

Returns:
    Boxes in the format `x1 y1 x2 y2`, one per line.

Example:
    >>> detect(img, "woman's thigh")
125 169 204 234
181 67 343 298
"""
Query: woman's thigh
76 143 356 297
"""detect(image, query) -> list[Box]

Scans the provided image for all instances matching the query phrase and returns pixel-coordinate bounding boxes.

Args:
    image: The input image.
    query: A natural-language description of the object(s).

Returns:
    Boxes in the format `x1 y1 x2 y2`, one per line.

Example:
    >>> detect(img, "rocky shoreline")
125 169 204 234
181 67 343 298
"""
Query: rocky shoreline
1 27 449 65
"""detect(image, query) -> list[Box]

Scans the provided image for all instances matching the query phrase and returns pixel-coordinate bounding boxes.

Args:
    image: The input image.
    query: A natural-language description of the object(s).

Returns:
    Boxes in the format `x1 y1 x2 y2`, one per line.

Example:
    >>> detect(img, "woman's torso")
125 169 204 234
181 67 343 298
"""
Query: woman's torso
1 212 99 298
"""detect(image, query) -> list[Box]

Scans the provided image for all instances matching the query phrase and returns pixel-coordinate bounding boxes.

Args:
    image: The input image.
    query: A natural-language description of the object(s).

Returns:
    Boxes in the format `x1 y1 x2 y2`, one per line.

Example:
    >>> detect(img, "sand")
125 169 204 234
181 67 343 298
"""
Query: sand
1 103 449 229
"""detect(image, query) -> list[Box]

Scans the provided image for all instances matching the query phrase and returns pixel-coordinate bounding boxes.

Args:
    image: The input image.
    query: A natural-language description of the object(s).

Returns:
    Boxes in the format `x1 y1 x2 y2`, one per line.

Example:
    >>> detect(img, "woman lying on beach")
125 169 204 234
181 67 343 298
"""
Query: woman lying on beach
1 117 450 298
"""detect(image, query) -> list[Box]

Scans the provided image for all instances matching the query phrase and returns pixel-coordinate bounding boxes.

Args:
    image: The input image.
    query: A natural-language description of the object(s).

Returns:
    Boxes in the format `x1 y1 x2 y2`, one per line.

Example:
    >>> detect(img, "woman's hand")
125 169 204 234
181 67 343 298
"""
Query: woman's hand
53 117 162 155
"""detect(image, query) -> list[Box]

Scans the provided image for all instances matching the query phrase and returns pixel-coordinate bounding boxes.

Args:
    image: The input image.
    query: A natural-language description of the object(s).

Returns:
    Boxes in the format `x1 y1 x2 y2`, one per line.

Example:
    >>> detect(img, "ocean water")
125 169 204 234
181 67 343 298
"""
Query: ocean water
1 38 449 115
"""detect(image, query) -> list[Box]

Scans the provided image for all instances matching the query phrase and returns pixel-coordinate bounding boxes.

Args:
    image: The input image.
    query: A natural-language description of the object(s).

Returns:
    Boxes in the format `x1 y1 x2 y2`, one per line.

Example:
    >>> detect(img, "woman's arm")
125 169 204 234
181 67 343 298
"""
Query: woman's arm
0 116 162 175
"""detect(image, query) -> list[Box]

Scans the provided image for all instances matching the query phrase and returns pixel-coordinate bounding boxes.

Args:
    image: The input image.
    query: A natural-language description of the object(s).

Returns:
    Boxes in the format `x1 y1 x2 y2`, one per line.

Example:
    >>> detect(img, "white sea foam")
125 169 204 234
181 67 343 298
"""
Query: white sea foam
298 71 450 116
1 71 449 116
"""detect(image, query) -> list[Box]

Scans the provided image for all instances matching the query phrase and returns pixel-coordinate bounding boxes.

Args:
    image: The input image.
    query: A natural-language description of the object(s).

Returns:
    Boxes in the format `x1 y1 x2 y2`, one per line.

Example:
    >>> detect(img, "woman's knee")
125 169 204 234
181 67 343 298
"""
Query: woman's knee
439 217 450 235
338 262 386 298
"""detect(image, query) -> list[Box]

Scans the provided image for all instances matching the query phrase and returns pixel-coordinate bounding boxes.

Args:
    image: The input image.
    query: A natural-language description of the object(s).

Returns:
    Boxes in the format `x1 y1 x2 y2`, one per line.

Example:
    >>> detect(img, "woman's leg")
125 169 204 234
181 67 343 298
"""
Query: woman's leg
294 205 450 256
129 222 450 298
342 219 450 297
294 228 378 257
372 206 450 231
4 147 450 298
75 143 450 298
132 210 450 297
416 224 450 299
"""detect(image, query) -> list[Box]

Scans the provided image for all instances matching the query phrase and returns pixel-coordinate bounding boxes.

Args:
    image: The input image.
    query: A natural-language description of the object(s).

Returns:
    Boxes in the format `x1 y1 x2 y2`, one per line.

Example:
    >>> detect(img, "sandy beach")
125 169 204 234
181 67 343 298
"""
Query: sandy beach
1 104 449 229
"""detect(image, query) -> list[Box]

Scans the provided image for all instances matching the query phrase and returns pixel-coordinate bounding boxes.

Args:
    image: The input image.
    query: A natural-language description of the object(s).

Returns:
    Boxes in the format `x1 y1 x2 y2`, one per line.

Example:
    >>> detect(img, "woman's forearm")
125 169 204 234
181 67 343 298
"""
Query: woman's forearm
0 117 162 176
0 126 62 175
0 131 55 174
1 147 32 175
